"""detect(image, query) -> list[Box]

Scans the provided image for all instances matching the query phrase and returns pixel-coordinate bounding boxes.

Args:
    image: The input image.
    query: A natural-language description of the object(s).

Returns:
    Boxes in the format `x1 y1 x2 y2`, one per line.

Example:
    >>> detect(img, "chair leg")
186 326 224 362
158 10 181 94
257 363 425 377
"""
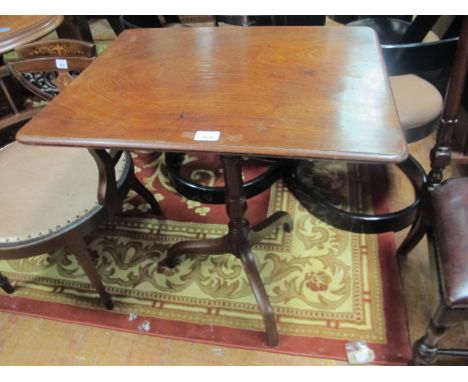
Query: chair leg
129 172 162 215
397 209 427 256
239 244 279 347
0 272 14 294
66 234 113 310
412 319 450 365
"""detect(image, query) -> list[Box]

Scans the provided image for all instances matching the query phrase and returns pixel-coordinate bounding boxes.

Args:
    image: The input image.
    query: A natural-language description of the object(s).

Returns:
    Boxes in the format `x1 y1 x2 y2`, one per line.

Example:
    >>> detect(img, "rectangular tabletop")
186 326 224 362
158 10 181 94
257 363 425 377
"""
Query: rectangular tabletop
17 27 407 163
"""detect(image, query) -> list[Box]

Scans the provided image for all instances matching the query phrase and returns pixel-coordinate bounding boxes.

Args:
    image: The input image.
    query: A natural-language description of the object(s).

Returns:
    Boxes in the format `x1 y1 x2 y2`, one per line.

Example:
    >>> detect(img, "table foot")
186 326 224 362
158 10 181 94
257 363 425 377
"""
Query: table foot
249 211 293 246
0 273 14 294
101 293 114 310
397 209 427 256
239 243 279 347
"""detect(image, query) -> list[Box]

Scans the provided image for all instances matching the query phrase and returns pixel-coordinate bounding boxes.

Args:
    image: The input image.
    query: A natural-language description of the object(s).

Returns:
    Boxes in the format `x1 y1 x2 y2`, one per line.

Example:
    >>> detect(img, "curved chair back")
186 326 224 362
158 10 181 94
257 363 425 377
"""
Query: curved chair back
382 37 459 76
349 16 463 78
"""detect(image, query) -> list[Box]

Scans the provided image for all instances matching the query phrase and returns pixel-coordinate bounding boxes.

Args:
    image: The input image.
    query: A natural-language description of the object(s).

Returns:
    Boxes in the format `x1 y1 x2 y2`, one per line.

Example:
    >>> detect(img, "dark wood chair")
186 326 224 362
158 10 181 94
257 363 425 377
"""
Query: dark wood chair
285 16 461 237
0 40 162 308
350 16 462 142
409 17 468 364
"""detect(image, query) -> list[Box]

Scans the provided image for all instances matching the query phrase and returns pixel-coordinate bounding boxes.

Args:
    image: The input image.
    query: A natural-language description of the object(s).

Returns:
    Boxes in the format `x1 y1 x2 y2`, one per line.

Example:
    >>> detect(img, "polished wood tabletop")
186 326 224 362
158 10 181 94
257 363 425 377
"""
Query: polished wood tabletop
17 27 407 163
0 15 63 55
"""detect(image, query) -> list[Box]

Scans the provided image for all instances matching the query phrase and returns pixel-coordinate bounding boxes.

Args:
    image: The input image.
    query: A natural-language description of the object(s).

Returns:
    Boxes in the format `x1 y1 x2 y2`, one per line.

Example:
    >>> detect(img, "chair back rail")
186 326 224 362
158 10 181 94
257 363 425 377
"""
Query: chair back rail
16 39 96 59
382 37 459 76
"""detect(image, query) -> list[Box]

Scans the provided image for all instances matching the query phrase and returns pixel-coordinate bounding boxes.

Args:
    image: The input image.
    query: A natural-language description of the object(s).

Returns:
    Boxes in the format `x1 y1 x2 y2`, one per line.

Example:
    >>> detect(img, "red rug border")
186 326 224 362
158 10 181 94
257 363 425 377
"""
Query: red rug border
0 166 411 365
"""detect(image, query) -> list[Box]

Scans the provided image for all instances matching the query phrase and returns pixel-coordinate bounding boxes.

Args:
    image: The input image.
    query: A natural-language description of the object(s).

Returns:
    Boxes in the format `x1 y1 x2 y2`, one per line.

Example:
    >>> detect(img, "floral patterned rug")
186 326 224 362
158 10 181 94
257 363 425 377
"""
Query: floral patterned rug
0 152 411 364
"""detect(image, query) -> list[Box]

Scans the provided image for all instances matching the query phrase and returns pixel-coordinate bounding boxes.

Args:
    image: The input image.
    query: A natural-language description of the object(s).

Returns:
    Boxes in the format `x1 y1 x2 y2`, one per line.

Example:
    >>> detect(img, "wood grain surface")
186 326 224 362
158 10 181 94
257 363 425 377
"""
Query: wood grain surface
17 27 407 163
0 15 63 54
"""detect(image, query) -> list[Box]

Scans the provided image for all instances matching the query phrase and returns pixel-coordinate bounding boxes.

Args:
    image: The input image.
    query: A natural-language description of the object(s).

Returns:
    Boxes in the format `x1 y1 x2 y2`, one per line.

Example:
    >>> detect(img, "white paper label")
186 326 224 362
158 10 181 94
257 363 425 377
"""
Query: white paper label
55 59 68 69
194 131 220 141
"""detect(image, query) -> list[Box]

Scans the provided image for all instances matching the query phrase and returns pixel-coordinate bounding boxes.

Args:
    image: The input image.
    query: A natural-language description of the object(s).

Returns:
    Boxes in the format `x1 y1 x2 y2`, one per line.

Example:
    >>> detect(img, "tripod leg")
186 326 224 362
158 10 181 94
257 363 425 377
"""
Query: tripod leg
239 245 278 347
159 235 231 268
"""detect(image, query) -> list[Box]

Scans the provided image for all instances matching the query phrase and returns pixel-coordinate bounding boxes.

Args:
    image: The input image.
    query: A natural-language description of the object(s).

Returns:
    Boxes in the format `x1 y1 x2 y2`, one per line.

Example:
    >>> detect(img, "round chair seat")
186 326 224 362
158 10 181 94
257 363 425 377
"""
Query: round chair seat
390 74 443 141
0 143 127 244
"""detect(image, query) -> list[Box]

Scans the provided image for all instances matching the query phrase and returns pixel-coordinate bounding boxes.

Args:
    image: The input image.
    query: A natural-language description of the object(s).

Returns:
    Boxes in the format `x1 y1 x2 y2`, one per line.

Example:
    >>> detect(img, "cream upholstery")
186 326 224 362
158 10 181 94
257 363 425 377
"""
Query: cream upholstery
0 143 127 243
390 74 443 130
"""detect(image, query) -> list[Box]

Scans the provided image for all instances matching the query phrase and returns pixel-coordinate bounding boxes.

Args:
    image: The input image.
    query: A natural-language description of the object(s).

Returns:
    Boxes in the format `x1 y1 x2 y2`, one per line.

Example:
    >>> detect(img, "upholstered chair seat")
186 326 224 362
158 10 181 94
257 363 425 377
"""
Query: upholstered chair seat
412 176 468 365
0 39 162 308
0 142 128 245
389 74 444 138
431 177 468 308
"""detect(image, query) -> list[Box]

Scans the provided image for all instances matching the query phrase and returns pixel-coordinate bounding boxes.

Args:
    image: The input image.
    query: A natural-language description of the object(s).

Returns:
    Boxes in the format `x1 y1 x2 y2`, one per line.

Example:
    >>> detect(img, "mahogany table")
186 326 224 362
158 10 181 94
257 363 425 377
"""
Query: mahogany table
0 16 63 56
17 27 407 347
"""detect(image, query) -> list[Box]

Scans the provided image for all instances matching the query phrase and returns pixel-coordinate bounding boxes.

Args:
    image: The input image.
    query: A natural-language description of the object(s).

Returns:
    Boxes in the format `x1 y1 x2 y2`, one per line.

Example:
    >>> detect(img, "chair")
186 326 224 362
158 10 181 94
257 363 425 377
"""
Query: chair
409 17 468 365
284 16 461 238
349 16 462 143
0 39 95 145
0 40 162 308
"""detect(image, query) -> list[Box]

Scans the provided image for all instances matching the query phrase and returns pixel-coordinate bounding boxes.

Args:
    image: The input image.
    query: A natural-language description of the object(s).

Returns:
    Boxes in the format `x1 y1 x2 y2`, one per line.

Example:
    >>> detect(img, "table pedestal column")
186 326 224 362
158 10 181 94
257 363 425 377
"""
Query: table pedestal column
159 155 293 347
